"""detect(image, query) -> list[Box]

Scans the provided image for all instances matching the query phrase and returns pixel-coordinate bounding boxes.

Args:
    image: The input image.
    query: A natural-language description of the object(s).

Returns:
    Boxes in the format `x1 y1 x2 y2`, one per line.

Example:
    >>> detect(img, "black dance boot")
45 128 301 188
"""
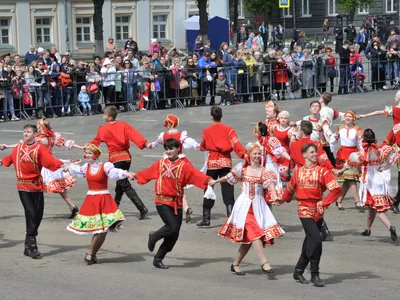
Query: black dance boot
226 205 233 217
127 190 148 220
197 208 211 227
114 193 122 207
392 204 400 214
153 257 169 269
310 260 325 287
148 231 157 252
293 256 309 284
23 235 41 259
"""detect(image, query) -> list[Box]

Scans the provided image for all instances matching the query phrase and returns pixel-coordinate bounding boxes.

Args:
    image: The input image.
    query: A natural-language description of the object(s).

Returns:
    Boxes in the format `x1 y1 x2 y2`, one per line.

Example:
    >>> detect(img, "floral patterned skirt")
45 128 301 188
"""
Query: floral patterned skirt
67 193 125 235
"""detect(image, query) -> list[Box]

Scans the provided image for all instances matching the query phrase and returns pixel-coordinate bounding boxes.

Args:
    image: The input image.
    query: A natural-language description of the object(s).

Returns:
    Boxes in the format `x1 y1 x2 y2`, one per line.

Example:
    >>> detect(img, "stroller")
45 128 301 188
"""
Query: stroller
349 67 368 93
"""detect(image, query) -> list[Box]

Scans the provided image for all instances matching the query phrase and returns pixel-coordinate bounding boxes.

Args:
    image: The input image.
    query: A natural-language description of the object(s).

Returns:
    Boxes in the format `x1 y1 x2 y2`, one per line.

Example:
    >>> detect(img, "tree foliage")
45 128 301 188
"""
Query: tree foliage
243 0 273 15
196 0 209 41
336 0 375 14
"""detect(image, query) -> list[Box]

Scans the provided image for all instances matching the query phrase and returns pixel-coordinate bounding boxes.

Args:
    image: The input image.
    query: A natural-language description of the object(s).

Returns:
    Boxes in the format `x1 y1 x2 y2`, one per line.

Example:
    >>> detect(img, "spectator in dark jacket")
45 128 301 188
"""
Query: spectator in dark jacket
24 45 38 66
344 24 357 44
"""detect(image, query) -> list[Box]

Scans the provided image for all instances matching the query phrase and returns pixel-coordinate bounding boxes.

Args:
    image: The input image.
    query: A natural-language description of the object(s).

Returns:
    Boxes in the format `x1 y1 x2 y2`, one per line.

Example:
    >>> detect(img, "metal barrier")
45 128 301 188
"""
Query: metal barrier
0 57 399 120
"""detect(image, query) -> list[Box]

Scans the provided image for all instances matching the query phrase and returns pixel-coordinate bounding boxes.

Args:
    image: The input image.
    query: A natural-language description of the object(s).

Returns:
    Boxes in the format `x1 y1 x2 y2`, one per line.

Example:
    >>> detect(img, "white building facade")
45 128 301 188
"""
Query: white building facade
0 0 229 56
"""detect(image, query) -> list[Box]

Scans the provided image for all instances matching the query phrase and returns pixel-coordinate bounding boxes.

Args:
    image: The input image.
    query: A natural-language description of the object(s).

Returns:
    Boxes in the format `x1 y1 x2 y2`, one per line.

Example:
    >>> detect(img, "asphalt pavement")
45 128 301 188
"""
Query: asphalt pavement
0 90 399 300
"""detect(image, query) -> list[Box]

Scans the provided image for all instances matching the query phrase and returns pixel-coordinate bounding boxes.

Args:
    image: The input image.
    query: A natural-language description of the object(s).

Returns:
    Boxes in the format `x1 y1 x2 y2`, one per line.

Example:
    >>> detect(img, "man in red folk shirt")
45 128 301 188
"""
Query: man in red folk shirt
133 139 212 269
0 124 64 259
197 107 247 227
277 143 341 287
88 106 149 219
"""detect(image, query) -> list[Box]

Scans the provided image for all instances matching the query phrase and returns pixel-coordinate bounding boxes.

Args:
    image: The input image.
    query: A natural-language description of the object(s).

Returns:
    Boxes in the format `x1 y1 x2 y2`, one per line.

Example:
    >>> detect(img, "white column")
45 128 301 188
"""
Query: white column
58 0 67 52
137 0 150 51
208 0 229 19
103 0 112 45
173 0 186 49
16 1 30 54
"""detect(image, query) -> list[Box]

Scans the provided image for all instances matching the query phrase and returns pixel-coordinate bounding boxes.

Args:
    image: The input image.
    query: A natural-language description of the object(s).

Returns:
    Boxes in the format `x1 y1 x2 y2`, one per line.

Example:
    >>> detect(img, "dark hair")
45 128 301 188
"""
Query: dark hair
300 120 313 136
363 128 376 144
321 92 332 105
257 122 268 137
301 143 317 154
94 55 101 60
103 106 118 120
211 106 223 121
163 138 180 150
309 100 321 109
24 124 38 133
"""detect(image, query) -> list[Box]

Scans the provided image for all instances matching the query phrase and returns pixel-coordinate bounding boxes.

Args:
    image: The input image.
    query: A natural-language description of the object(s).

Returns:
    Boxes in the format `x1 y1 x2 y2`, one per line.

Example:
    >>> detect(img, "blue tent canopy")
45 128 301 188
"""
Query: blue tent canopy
182 15 229 52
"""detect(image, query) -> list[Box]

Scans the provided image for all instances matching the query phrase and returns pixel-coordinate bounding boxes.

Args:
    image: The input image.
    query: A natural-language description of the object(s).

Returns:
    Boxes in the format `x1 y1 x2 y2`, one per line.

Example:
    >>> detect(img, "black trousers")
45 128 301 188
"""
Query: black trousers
154 205 183 259
323 145 336 167
300 218 323 261
19 191 44 237
113 160 140 205
203 168 234 209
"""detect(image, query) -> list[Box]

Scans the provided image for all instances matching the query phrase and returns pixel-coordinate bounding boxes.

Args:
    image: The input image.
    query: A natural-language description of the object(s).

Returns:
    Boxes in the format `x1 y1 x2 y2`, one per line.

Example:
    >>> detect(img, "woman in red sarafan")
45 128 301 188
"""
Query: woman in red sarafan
213 143 284 276
65 144 132 265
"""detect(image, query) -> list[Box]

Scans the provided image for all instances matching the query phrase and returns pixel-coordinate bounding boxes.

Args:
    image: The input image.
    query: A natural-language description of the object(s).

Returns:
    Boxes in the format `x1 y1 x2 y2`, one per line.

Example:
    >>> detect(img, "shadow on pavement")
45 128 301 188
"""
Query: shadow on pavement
324 271 381 284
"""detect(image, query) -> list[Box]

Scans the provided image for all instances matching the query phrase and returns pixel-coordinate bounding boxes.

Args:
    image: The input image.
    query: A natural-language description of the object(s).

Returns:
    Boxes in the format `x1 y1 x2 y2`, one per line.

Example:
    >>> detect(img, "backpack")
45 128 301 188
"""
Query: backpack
59 73 72 88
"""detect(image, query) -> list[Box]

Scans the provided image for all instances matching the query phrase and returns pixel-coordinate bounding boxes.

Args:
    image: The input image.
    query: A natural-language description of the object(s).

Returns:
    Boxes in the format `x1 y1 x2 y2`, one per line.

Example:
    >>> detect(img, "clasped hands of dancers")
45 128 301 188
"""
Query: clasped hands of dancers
1 91 400 288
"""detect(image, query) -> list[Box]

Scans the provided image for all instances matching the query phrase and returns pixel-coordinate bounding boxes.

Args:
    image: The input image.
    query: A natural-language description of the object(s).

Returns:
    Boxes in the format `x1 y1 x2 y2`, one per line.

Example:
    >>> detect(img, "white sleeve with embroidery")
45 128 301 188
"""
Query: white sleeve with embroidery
67 163 88 178
226 162 244 185
181 131 200 150
54 132 75 149
150 132 164 149
262 169 277 189
103 162 128 180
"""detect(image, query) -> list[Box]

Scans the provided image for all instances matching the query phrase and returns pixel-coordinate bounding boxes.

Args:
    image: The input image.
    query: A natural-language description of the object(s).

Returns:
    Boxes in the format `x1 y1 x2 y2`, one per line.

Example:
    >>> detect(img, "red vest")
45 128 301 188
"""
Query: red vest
163 131 183 154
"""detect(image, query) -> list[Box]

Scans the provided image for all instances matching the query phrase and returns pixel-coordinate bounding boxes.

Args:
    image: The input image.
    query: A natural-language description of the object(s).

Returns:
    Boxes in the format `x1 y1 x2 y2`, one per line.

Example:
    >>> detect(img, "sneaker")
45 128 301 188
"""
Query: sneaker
220 102 226 106
11 115 19 121
226 101 231 106
383 85 390 90
89 112 93 116
140 108 147 111
0 118 3 122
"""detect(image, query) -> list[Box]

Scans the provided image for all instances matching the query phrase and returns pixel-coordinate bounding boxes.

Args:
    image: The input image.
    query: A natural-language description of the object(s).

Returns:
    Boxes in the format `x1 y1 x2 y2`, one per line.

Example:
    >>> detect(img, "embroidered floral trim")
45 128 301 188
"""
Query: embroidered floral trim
68 210 125 233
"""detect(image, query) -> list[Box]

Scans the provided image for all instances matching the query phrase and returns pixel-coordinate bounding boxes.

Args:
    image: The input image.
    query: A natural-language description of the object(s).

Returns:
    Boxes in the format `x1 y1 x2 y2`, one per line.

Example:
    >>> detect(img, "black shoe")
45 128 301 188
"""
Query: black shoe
392 205 400 214
84 253 98 265
361 229 371 236
261 262 274 273
231 264 245 275
390 226 397 241
197 208 211 227
186 208 193 223
139 206 148 220
310 273 325 287
148 231 156 252
153 259 169 269
129 194 148 220
293 269 309 284
24 235 41 259
68 206 79 219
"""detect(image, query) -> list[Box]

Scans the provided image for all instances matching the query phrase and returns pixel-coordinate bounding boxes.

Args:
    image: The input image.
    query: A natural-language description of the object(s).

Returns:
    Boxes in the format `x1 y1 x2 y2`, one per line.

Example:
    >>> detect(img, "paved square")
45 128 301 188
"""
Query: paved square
0 91 399 300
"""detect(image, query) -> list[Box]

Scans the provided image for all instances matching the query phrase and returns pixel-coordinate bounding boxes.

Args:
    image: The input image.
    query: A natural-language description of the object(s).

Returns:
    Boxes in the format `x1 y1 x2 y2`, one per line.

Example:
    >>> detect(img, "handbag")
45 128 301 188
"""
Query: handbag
327 68 337 79
179 79 189 90
88 83 99 93
191 79 198 88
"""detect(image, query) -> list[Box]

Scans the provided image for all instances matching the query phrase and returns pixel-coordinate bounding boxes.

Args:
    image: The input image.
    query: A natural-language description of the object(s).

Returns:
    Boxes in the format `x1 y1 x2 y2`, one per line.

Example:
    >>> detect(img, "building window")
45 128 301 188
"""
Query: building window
76 17 91 42
283 8 292 18
0 19 10 44
386 0 396 13
301 0 311 16
327 0 336 16
238 0 244 19
358 5 369 14
153 14 167 39
36 17 52 44
115 15 130 41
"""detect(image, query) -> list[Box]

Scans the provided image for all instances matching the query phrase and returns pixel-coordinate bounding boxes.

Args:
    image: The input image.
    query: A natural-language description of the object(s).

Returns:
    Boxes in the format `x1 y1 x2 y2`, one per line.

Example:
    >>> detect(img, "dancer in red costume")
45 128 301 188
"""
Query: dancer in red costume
0 124 64 259
0 118 83 218
65 144 132 265
88 106 149 219
331 110 363 210
214 143 284 275
197 107 247 226
264 101 279 135
346 129 398 241
278 143 341 287
133 139 212 269
148 114 202 222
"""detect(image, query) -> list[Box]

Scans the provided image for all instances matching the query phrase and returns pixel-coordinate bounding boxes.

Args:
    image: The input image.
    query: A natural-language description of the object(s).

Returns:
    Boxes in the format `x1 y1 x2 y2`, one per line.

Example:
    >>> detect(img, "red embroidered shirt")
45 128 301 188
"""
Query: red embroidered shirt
290 137 333 170
136 157 211 213
200 122 246 169
89 121 148 163
1 142 63 191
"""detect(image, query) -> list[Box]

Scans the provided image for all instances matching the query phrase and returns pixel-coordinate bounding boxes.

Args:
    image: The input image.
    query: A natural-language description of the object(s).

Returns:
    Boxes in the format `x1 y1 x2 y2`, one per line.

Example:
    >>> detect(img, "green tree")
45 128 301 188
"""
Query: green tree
336 0 375 15
243 0 273 19
197 0 209 41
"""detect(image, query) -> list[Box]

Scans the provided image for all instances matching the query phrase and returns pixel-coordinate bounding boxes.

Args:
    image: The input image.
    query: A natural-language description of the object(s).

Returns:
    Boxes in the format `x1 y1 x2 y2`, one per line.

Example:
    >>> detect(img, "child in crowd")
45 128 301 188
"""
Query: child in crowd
78 85 92 116
215 71 231 106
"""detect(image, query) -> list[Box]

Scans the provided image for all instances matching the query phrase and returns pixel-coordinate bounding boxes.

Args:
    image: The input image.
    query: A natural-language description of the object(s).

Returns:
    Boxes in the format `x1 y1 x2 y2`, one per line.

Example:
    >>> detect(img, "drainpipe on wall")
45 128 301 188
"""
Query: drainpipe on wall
293 0 296 29
64 0 70 51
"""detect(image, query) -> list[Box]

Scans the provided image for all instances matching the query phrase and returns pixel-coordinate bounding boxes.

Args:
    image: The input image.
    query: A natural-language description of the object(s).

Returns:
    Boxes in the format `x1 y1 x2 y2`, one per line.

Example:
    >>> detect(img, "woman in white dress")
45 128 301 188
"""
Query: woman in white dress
347 129 398 241
211 143 285 275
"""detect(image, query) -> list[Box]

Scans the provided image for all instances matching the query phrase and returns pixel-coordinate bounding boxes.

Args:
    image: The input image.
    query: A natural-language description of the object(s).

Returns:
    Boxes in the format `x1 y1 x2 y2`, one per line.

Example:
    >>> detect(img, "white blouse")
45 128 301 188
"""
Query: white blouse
68 161 128 180
150 130 200 150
